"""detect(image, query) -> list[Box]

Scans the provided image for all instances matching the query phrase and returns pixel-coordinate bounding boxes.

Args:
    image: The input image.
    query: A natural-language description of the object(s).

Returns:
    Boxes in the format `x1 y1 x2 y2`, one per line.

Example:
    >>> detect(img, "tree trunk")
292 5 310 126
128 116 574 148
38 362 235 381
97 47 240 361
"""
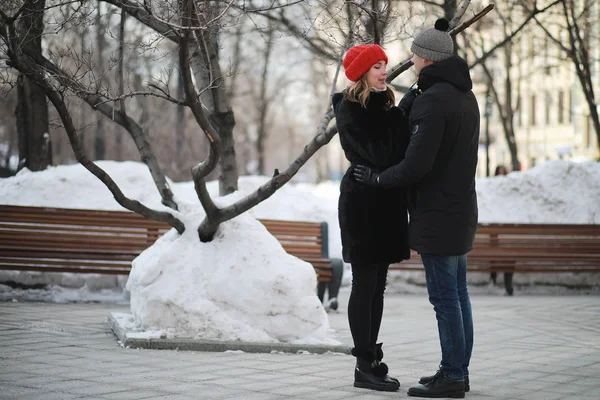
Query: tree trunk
95 1 106 160
256 25 274 176
564 0 600 152
15 0 51 171
116 10 126 161
502 42 520 171
481 61 520 172
211 111 237 194
192 21 238 195
176 69 186 155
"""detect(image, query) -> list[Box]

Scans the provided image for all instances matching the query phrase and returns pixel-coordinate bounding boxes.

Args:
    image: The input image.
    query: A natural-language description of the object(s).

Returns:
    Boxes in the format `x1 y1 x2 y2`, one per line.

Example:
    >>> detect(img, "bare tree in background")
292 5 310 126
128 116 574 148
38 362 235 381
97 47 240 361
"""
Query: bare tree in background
466 0 562 171
94 1 107 160
14 0 51 172
533 0 600 153
1 0 487 243
255 21 275 176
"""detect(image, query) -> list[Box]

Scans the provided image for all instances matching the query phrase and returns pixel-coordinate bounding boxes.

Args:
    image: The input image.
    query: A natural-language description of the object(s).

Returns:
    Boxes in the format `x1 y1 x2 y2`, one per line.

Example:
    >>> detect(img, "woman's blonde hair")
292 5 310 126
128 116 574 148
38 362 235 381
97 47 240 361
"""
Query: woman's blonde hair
345 74 395 108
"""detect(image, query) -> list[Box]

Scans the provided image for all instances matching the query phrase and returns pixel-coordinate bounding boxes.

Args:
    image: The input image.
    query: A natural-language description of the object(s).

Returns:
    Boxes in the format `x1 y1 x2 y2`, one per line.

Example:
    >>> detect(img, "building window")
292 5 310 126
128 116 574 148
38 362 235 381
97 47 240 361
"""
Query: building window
558 90 564 124
530 94 536 126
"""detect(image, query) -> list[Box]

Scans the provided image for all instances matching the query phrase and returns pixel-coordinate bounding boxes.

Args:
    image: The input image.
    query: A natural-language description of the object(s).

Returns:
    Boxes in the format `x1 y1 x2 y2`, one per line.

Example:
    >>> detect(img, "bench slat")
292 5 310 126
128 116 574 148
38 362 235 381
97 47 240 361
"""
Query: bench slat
0 205 333 283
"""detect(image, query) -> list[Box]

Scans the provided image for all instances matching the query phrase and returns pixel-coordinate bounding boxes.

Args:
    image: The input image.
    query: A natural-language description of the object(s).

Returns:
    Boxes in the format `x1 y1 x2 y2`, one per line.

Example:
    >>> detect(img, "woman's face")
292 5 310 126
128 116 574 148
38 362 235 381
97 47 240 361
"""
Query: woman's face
366 61 388 90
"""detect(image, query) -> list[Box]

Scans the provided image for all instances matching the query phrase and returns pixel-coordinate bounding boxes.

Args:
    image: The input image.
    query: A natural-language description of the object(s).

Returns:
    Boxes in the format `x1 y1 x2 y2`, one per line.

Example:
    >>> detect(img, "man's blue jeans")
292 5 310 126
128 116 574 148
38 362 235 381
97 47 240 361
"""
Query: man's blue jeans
421 254 474 381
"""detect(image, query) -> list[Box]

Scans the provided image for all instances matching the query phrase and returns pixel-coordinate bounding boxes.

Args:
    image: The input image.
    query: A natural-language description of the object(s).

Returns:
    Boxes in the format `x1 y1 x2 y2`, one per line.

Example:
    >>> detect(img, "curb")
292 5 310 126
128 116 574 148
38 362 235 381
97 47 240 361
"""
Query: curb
108 312 351 355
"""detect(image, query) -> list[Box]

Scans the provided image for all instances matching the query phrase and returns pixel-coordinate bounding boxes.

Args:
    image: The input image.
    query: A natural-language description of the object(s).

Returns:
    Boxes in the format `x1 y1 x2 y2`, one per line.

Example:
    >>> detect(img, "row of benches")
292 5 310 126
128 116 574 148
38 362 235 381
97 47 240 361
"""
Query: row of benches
0 205 334 283
1 205 599 290
398 223 600 273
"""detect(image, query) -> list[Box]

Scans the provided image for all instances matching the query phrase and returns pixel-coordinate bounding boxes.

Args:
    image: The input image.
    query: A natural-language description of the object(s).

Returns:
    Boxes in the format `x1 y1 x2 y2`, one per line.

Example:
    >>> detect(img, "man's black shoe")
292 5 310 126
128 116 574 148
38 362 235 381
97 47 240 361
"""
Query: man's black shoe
409 371 465 398
419 370 469 392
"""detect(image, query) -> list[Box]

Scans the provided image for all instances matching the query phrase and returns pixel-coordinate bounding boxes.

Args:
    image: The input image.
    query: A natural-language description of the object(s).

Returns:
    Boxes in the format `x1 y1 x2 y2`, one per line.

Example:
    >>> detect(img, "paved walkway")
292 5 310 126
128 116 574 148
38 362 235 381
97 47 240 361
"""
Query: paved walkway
1 291 599 400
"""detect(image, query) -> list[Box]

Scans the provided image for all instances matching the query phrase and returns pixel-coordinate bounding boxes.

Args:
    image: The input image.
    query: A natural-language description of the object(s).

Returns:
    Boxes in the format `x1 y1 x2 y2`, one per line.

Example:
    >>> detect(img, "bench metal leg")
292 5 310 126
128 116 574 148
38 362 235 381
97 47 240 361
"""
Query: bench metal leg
504 273 514 296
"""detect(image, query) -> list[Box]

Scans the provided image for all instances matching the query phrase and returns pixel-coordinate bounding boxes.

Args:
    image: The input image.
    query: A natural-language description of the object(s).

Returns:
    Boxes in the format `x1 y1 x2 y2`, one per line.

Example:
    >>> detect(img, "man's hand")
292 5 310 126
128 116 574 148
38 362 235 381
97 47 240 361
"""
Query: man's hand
353 165 380 186
398 88 420 116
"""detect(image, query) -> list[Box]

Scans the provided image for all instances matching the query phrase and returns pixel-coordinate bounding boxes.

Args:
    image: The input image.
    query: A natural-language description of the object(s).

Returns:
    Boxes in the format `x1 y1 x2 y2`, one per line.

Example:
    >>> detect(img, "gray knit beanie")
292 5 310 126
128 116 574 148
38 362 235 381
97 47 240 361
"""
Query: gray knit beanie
411 18 454 62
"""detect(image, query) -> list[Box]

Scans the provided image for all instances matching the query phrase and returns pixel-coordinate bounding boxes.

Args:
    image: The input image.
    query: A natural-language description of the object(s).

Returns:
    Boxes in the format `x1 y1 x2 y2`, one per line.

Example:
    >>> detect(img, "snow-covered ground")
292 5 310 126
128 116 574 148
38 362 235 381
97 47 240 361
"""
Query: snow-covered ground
1 160 599 342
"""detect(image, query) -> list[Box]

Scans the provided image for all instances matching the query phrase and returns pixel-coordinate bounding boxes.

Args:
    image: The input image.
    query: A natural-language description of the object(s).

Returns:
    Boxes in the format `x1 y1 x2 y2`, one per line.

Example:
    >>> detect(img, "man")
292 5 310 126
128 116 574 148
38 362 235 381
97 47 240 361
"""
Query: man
353 18 480 399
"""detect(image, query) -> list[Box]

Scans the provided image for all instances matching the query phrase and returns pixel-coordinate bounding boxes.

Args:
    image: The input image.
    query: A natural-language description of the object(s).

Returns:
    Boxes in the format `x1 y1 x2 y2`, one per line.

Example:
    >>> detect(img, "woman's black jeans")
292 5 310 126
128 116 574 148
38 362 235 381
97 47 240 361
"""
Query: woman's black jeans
348 263 389 356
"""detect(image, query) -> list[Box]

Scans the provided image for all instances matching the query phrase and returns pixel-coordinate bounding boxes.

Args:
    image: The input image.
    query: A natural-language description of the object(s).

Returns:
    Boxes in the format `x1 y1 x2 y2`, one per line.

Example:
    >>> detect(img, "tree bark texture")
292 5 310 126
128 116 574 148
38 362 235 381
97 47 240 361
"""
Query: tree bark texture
22 49 178 211
256 24 274 176
196 22 239 196
15 0 50 171
95 2 106 160
4 41 185 233
563 0 600 152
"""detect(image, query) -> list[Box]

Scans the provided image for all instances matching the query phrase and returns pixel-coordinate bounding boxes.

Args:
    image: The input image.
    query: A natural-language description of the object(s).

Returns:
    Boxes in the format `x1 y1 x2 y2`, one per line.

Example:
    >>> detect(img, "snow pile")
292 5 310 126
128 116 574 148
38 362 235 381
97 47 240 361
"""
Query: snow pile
1 159 599 308
126 211 334 343
5 161 167 211
478 160 600 224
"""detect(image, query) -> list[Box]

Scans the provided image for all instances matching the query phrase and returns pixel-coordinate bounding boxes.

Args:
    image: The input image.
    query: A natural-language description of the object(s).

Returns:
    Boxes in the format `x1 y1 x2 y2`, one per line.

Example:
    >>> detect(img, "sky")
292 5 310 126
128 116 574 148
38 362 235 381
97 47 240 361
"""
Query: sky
1 159 599 344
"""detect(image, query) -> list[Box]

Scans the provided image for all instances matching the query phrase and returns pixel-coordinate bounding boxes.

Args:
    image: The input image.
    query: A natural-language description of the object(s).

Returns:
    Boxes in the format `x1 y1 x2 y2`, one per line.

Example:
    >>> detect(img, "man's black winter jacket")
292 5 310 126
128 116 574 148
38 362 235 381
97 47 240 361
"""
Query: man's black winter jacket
377 56 480 256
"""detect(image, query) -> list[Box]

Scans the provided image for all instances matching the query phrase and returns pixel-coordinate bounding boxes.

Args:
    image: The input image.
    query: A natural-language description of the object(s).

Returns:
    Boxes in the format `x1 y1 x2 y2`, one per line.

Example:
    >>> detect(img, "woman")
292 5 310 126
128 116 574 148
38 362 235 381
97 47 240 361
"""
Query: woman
332 44 411 392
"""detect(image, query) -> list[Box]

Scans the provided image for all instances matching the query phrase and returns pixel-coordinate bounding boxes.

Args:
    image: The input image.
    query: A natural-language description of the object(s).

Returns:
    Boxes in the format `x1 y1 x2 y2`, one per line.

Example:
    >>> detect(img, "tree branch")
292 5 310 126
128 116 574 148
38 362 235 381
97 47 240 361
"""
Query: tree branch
100 0 179 43
469 0 560 69
249 8 338 62
4 39 184 233
178 0 221 239
20 48 179 211
387 0 489 83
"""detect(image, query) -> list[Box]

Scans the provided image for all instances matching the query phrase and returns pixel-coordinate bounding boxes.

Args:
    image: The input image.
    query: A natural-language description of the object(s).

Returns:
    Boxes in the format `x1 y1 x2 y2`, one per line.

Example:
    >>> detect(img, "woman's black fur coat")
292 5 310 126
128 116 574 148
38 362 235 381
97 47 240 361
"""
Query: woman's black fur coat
332 90 411 265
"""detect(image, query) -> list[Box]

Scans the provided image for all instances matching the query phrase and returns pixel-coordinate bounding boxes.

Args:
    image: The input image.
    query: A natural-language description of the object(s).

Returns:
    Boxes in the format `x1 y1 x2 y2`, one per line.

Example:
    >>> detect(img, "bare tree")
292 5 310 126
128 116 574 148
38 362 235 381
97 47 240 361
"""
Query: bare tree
116 8 126 161
255 21 275 176
532 0 600 152
94 1 107 160
14 0 51 172
0 0 488 244
464 0 562 171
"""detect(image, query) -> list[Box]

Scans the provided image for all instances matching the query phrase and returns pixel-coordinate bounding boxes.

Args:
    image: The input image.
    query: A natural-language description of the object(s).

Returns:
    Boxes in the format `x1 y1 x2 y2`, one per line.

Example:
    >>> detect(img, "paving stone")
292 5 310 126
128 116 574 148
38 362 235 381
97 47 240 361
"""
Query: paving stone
1 294 599 400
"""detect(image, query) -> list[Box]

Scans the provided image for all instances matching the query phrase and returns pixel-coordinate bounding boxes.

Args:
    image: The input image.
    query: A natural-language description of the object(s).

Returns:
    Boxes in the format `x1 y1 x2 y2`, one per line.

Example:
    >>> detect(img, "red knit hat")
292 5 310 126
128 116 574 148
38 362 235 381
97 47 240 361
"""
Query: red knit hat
343 44 388 82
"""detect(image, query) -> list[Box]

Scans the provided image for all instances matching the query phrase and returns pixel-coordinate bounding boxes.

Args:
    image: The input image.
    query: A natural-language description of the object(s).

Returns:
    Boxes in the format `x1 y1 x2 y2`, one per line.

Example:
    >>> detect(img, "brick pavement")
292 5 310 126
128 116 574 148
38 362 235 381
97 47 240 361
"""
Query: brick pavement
1 292 599 400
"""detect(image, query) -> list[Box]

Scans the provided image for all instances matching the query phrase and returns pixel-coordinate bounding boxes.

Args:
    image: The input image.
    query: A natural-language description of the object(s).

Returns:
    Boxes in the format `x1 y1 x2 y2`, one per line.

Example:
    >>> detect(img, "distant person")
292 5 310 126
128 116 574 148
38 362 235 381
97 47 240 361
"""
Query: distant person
353 18 479 398
332 43 412 392
494 165 507 176
316 258 343 310
490 165 514 295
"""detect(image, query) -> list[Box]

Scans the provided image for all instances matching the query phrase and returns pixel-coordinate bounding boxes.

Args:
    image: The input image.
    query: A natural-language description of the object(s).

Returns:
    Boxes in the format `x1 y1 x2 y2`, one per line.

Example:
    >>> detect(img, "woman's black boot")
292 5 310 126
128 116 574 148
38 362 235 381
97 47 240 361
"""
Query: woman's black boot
352 348 399 392
374 342 400 386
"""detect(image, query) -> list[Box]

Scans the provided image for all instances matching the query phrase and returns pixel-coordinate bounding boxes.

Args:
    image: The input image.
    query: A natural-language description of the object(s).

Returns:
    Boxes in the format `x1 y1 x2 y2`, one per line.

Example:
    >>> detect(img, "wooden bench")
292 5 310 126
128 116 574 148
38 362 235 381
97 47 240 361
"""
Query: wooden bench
258 219 333 282
392 223 600 273
0 204 332 283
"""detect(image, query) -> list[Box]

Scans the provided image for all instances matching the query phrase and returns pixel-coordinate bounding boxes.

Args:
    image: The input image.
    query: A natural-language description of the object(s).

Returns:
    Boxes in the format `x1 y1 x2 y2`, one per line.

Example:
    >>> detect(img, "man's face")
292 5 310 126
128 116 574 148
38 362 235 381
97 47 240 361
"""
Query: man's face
411 54 433 75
